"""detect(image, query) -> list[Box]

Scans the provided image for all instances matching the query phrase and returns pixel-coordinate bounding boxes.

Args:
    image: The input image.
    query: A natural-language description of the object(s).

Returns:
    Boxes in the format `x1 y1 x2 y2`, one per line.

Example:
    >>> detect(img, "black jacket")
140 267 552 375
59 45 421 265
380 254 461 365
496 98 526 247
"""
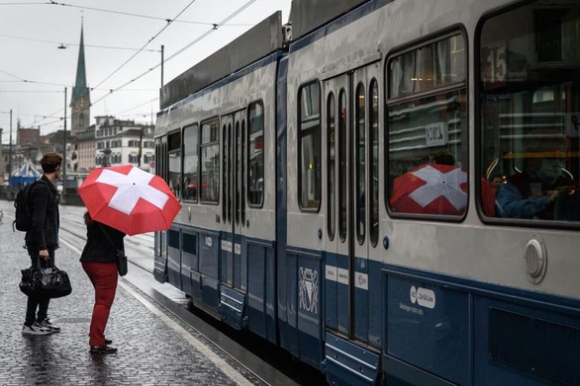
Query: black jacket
25 176 60 250
80 221 125 263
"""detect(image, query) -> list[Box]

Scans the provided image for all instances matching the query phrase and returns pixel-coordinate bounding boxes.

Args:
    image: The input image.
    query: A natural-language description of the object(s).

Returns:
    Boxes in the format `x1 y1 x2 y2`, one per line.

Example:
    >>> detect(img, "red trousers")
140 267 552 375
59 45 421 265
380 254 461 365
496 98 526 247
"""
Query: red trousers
82 262 118 346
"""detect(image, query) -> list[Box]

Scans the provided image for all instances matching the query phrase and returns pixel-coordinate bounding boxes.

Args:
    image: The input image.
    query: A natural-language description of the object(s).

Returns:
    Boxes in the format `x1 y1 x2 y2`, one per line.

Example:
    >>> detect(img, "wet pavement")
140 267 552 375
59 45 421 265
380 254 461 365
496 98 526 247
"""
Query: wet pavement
0 200 285 386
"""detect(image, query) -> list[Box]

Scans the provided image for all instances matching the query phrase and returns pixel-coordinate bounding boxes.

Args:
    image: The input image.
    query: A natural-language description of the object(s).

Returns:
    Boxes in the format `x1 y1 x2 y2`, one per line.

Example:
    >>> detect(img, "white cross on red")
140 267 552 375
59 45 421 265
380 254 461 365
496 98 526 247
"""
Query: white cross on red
96 167 169 215
409 166 467 210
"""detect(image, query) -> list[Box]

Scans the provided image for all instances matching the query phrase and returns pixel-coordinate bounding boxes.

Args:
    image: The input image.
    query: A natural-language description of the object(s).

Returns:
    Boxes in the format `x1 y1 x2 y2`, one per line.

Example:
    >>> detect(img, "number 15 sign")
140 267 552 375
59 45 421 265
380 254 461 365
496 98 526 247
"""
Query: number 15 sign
482 41 507 90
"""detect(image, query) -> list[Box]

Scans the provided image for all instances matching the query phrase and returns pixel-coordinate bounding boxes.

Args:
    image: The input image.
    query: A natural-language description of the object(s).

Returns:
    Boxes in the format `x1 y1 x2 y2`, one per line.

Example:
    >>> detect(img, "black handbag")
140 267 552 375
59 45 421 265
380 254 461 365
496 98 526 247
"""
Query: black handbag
99 224 128 276
20 260 72 299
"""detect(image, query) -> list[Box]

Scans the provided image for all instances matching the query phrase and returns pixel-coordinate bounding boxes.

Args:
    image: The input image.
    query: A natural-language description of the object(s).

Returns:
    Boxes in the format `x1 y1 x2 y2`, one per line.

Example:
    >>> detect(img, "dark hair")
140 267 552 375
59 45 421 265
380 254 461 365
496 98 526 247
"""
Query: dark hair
41 152 63 173
431 152 456 166
84 211 94 225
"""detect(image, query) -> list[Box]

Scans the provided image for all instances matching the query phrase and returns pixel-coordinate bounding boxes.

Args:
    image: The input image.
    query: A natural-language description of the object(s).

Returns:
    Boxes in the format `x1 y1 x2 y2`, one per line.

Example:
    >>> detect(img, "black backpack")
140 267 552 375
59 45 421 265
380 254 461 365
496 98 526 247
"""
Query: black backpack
13 180 46 232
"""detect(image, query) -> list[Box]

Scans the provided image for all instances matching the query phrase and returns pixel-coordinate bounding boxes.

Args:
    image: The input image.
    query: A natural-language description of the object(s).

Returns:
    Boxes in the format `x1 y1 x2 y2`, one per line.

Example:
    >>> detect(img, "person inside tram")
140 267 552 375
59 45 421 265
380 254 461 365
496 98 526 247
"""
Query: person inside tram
496 156 574 220
488 174 503 193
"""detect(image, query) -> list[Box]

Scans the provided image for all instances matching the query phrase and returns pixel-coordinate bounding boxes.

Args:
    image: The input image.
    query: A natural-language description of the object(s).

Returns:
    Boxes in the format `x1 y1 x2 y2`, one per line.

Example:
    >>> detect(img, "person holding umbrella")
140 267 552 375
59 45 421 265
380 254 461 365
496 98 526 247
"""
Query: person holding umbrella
80 211 125 354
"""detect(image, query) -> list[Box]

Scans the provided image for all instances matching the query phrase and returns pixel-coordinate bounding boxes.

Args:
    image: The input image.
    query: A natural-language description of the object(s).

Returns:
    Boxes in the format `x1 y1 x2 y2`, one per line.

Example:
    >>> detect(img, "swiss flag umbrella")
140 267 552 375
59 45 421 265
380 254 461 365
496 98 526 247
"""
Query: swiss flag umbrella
78 165 181 235
390 163 468 215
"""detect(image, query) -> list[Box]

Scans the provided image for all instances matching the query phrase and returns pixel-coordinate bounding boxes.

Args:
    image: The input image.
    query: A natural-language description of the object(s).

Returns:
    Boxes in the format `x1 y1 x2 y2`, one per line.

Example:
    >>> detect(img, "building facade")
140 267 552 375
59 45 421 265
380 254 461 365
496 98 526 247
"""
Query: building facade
94 116 155 172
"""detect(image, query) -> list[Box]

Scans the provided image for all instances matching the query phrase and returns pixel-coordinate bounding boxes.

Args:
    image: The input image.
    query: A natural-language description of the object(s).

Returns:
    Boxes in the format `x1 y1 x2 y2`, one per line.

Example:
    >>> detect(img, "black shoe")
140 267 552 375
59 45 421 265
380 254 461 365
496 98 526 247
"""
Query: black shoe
105 339 112 345
90 345 117 354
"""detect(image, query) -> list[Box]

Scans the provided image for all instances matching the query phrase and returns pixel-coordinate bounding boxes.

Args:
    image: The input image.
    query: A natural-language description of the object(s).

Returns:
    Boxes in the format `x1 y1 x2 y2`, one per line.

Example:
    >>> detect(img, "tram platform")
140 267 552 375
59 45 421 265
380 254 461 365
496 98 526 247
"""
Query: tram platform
0 201 293 386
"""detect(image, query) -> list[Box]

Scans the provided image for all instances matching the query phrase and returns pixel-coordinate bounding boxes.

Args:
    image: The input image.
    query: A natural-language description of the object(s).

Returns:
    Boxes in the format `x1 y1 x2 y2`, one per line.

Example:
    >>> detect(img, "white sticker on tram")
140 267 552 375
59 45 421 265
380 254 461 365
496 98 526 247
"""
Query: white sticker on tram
221 240 232 252
410 286 436 309
234 243 241 255
60 238 255 386
325 265 338 282
354 273 369 290
337 268 349 285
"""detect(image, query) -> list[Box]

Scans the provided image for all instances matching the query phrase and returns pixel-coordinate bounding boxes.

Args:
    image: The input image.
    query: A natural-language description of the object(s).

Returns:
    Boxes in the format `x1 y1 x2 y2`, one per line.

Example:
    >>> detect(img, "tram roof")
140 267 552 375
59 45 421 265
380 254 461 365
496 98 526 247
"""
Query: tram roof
160 11 284 110
289 0 370 40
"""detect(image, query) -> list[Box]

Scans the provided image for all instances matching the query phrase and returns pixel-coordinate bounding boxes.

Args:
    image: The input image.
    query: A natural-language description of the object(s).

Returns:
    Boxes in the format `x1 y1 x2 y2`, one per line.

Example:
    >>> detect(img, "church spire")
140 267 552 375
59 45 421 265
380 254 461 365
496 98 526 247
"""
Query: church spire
75 21 87 89
71 19 90 106
70 18 91 136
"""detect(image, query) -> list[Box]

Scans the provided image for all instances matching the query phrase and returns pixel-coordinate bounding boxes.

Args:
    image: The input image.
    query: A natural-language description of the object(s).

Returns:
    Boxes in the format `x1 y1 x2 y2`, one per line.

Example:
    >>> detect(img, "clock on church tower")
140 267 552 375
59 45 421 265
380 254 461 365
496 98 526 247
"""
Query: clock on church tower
78 95 87 108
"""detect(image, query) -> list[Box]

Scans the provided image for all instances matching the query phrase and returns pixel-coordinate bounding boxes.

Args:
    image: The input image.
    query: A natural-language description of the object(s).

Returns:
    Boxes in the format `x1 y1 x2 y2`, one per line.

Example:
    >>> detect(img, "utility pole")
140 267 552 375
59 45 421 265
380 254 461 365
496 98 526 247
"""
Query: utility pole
8 109 12 188
161 45 164 87
137 127 143 168
63 87 67 182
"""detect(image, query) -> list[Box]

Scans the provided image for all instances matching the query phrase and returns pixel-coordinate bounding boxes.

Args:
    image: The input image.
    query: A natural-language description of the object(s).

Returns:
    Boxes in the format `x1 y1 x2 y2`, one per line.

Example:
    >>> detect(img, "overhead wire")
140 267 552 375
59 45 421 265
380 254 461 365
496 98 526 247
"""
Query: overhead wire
92 0 199 89
46 1 253 26
3 0 264 133
91 0 257 106
0 33 161 52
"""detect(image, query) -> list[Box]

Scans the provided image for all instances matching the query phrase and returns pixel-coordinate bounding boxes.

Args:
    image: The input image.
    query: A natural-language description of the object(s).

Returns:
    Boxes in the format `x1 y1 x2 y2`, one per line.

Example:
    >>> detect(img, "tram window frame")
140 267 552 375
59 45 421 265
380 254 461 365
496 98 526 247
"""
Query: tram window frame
385 30 468 220
477 2 580 226
298 80 322 212
369 78 379 247
182 123 200 203
327 92 336 241
167 130 182 202
356 82 366 245
338 88 348 241
248 101 265 208
200 117 220 205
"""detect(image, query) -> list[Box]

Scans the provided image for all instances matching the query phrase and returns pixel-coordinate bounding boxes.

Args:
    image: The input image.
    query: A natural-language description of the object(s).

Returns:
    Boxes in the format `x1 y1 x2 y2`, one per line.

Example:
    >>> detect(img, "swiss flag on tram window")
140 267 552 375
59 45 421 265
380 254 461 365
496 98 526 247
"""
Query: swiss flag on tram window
390 164 468 216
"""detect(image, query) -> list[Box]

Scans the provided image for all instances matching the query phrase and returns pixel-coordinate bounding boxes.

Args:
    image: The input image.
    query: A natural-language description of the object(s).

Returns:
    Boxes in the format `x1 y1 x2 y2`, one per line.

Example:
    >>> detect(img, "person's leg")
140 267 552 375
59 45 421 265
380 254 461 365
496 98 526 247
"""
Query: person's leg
83 262 118 347
22 246 50 335
36 248 55 324
24 246 40 326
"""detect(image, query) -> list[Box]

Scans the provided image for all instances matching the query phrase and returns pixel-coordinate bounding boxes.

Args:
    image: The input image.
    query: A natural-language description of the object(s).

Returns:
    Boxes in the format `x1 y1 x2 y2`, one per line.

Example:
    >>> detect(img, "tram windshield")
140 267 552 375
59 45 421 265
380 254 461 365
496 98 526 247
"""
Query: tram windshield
480 0 580 222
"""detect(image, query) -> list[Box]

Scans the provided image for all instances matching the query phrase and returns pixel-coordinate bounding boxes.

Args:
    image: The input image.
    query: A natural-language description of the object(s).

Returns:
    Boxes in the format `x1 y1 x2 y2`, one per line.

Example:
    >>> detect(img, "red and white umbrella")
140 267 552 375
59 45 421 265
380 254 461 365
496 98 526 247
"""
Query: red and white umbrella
78 165 181 235
390 163 468 215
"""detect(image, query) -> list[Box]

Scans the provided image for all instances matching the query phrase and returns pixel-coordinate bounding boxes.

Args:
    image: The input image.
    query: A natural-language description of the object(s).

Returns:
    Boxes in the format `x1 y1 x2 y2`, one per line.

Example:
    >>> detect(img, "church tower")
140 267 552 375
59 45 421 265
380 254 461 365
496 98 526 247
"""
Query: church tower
70 22 90 137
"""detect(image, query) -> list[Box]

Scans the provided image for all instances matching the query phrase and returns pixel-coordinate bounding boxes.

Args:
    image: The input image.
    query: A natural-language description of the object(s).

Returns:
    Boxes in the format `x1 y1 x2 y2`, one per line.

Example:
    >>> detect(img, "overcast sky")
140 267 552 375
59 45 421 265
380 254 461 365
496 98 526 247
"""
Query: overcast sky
0 0 291 144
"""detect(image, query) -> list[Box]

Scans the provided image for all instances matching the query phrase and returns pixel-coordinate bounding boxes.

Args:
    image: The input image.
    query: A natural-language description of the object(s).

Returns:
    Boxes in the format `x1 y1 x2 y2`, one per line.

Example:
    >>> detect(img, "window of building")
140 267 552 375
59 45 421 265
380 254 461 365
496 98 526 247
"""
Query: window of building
387 32 468 217
298 81 321 210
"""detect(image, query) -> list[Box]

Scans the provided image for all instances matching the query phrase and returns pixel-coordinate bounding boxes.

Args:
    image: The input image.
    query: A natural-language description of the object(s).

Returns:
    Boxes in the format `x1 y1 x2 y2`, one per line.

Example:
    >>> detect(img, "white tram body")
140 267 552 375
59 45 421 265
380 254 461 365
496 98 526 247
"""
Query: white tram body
155 0 580 384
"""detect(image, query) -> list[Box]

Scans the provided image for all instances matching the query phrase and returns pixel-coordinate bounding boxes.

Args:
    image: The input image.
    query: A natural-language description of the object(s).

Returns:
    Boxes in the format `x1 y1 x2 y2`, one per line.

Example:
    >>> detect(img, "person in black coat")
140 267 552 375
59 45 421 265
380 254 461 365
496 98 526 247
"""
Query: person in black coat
22 152 62 336
80 211 126 354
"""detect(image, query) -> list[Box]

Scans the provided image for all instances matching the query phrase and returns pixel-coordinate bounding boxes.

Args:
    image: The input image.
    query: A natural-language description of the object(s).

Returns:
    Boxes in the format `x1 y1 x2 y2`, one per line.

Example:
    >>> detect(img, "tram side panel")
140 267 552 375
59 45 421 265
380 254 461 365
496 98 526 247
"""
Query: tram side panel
283 51 325 370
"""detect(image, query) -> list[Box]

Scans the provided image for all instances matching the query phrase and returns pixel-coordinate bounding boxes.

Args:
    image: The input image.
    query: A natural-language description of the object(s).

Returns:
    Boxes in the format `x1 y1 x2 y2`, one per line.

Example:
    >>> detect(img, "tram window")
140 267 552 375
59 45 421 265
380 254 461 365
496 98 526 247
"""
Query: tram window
200 119 220 204
248 102 264 207
369 79 379 246
386 33 468 217
155 138 163 178
298 81 322 211
327 92 336 240
183 124 199 203
339 89 348 240
356 83 366 244
480 1 580 223
168 131 182 201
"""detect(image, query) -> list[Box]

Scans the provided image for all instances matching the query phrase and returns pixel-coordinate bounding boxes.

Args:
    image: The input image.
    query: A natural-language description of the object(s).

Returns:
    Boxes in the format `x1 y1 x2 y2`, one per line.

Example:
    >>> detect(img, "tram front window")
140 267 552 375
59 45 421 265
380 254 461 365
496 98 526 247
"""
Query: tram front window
480 0 580 222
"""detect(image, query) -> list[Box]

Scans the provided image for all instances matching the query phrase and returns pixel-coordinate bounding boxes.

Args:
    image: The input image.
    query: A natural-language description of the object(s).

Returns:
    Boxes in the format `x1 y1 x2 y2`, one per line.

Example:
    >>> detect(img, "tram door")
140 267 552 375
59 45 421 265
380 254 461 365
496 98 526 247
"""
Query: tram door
221 111 246 291
325 65 376 344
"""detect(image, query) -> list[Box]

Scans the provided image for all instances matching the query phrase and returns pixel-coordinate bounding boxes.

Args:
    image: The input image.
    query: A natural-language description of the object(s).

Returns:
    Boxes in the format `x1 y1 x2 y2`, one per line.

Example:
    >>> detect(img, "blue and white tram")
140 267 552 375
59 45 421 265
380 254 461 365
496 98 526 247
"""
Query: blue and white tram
154 0 580 385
